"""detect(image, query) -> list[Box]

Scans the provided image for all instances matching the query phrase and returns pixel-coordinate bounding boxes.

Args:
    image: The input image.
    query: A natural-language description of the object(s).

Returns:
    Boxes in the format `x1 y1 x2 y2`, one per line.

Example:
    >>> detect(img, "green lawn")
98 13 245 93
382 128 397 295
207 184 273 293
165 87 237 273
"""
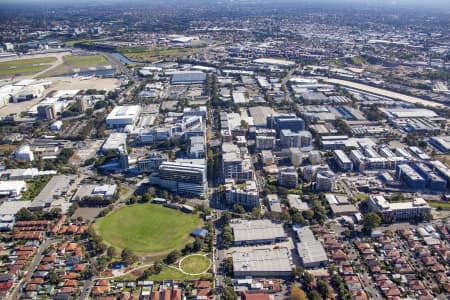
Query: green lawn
64 54 108 66
179 255 210 274
94 204 202 255
147 266 212 281
0 57 56 77
429 201 450 210
0 57 55 68
21 176 52 201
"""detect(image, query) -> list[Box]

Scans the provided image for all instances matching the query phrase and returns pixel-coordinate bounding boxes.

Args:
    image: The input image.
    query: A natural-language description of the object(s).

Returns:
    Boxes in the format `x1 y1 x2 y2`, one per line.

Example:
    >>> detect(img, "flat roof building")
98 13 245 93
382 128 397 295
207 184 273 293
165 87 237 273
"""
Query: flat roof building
296 227 328 268
368 195 431 221
73 184 117 201
333 150 353 171
106 105 141 128
30 175 77 211
287 194 310 212
230 219 287 246
0 181 27 198
102 132 127 153
152 160 207 197
171 72 207 85
232 248 293 278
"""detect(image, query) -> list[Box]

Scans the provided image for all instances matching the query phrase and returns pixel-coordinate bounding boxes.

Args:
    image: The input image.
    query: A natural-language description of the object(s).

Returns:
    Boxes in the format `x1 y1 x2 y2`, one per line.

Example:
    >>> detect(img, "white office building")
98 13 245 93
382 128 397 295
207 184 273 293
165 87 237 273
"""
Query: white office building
106 105 141 128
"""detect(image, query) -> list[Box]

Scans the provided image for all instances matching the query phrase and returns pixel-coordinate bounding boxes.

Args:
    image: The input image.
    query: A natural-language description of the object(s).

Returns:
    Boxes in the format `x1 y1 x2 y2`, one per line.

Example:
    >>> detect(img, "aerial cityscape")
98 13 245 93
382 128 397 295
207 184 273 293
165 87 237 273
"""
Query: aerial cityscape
0 0 449 299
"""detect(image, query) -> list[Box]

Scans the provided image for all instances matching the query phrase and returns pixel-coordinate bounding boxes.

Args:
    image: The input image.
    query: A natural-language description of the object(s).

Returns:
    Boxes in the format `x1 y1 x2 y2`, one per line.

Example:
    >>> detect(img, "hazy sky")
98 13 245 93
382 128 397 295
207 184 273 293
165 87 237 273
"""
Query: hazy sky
0 0 449 9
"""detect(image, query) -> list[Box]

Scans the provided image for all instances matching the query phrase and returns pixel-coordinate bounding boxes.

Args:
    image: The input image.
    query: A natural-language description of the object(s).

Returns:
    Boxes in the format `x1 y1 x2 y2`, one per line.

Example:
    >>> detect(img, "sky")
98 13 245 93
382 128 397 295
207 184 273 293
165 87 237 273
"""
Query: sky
0 0 449 9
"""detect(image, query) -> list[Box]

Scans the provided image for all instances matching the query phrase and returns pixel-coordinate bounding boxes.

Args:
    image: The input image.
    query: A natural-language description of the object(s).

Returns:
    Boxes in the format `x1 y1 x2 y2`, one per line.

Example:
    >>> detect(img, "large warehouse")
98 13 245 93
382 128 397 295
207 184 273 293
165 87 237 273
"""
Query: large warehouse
171 72 207 85
106 105 141 128
232 248 293 278
230 219 287 246
296 227 328 268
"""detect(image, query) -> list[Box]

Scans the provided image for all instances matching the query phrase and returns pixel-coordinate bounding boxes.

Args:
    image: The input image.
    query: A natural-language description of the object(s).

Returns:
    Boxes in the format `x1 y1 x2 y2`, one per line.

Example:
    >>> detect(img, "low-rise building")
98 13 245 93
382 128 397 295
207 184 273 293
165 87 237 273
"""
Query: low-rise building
106 105 141 128
296 227 328 268
368 195 431 221
230 219 287 246
30 175 77 211
396 164 426 189
266 194 282 213
15 145 34 162
0 181 27 198
333 150 353 171
232 248 293 278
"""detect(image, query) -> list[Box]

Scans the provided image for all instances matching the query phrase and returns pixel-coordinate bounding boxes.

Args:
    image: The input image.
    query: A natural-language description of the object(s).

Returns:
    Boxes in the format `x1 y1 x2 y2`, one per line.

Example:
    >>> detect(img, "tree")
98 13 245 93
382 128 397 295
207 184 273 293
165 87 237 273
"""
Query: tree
251 207 261 219
302 271 314 292
223 257 234 276
223 286 237 300
288 285 307 300
310 290 322 300
141 193 152 203
317 279 330 299
164 250 181 264
193 238 203 252
107 246 116 258
362 212 382 233
232 204 245 214
121 248 138 265
15 208 36 221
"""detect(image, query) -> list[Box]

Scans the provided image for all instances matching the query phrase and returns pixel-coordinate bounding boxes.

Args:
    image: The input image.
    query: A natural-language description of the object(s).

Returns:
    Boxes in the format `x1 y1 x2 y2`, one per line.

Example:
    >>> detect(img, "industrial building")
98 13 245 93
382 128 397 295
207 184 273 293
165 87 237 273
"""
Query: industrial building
333 150 353 171
232 248 293 278
30 175 77 211
414 163 447 191
296 227 328 268
101 132 127 153
430 136 450 154
368 195 431 221
224 179 259 208
0 201 31 231
106 105 141 128
396 164 426 189
15 145 34 162
230 219 287 246
170 72 207 85
0 181 27 198
73 184 117 201
0 168 56 180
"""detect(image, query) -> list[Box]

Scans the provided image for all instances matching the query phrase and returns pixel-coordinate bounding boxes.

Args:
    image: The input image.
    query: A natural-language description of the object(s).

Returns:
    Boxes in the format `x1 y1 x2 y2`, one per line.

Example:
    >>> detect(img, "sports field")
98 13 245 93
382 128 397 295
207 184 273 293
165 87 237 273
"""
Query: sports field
179 255 210 274
94 204 202 255
64 54 108 66
0 57 56 77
